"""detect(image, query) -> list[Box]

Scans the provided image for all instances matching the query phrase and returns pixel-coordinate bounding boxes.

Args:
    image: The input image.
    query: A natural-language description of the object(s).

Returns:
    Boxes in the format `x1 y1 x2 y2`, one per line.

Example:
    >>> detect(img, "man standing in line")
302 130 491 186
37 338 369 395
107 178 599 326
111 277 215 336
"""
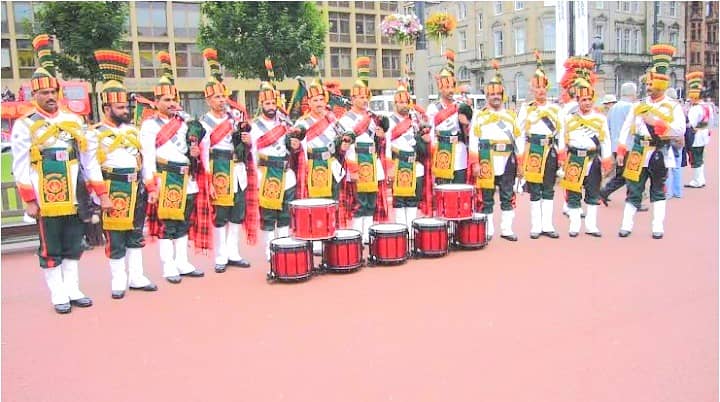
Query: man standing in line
141 51 205 283
684 71 711 189
92 49 157 299
11 35 106 313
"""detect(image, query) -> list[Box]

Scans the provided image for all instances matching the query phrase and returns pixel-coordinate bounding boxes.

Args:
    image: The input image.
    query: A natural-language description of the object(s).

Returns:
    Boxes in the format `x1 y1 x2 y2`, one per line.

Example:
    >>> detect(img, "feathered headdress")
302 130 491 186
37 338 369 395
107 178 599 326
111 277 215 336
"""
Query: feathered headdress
202 48 227 98
30 34 59 92
436 49 456 90
648 44 676 91
154 51 177 98
485 59 504 96
94 49 131 104
531 49 549 89
351 56 372 97
686 70 704 100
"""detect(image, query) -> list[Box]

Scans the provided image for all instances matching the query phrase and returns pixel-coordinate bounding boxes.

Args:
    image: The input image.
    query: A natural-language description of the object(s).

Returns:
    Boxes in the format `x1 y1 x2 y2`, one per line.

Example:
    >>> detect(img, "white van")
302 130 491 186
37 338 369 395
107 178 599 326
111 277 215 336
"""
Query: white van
369 94 394 118
427 94 486 110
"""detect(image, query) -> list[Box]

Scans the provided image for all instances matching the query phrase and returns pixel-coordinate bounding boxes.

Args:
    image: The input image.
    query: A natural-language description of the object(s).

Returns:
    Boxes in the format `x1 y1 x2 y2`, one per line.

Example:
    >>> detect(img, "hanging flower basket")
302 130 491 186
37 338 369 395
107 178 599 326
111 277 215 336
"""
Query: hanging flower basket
425 12 457 42
381 13 423 45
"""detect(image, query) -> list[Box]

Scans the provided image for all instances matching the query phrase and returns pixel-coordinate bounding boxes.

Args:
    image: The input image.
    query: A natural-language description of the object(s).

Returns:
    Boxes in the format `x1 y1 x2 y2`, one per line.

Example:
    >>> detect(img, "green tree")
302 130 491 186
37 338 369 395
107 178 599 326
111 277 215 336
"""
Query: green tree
32 2 129 120
199 2 327 81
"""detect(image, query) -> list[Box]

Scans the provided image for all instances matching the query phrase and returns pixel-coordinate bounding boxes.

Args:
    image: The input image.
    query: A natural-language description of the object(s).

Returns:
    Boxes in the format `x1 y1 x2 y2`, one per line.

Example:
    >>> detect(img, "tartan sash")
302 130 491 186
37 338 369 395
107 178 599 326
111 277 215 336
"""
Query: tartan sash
103 168 139 231
305 114 333 142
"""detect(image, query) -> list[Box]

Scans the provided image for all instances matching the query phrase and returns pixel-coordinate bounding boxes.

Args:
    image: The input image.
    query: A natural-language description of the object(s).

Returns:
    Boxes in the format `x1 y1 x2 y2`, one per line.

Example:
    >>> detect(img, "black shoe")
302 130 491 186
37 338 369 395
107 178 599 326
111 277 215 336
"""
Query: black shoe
111 290 125 299
215 264 227 273
180 270 205 278
129 284 158 292
585 231 602 238
618 230 631 238
652 232 664 239
69 297 93 308
54 303 71 314
500 234 518 242
638 205 649 212
541 231 560 239
530 232 541 239
569 232 578 238
166 276 182 284
227 259 251 268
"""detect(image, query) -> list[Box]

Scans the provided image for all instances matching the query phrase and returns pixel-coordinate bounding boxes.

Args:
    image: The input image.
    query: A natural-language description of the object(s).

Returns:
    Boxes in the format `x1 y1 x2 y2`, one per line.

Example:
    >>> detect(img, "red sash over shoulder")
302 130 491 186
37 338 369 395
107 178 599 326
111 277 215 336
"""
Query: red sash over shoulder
256 124 288 150
433 103 458 127
390 117 413 140
305 114 334 142
209 119 233 147
155 117 183 147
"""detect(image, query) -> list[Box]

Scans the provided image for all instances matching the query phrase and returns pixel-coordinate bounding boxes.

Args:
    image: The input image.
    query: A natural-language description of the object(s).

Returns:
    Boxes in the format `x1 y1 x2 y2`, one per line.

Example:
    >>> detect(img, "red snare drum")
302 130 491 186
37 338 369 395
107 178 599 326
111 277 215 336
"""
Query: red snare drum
368 223 409 265
290 198 337 240
412 218 449 257
267 237 313 282
322 229 363 272
454 213 488 249
435 184 474 220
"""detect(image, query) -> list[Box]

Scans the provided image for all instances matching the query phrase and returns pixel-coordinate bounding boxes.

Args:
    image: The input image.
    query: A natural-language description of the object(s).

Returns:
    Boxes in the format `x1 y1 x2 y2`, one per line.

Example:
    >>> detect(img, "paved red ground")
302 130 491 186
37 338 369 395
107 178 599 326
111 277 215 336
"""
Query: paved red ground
2 143 718 402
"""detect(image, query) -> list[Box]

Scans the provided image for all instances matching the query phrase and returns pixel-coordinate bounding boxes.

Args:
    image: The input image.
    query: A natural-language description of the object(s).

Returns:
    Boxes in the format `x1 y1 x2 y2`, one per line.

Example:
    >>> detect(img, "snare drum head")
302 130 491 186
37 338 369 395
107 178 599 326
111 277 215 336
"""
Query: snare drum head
370 223 407 233
413 217 446 227
435 183 474 192
290 198 337 207
334 229 361 239
271 237 308 248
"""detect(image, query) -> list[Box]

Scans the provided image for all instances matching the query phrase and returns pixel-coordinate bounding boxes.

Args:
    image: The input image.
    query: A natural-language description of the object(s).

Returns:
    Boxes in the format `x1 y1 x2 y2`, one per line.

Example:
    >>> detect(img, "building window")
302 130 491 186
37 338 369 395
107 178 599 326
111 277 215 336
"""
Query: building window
622 1 630 12
515 1 524 10
543 20 555 51
175 43 203 78
173 2 200 38
633 30 641 54
327 1 350 7
595 1 604 9
494 1 503 15
2 39 12 79
477 44 485 60
622 28 630 53
458 67 470 82
493 29 503 57
459 30 467 51
329 12 350 42
514 27 525 55
594 23 604 40
691 23 698 41
708 24 718 44
330 47 351 77
356 48 377 77
382 49 401 77
669 2 677 17
667 30 678 48
379 1 398 12
355 14 376 44
13 2 36 35
179 92 205 118
615 27 622 52
16 39 35 79
136 2 167 36
121 42 135 78
515 73 528 101
139 42 170 78
631 2 639 13
405 53 414 73
455 3 466 20
355 1 375 10
477 13 483 30
1 3 8 34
